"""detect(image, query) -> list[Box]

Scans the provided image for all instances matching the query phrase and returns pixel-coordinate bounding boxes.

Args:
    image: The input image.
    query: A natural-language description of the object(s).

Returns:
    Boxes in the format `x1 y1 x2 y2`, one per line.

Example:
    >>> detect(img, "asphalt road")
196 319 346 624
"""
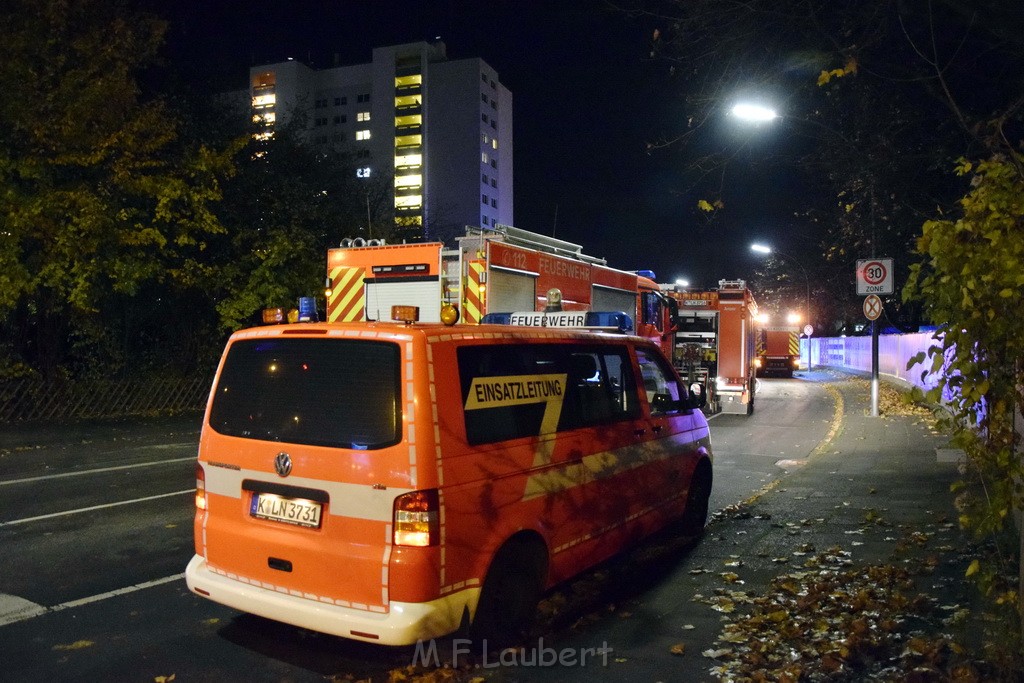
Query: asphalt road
0 375 834 682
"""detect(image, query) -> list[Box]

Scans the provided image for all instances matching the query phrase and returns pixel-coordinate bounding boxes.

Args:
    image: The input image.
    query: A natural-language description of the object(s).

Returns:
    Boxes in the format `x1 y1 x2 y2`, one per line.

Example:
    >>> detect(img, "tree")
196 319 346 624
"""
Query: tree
904 154 1024 632
210 109 392 330
0 0 236 378
622 0 1024 329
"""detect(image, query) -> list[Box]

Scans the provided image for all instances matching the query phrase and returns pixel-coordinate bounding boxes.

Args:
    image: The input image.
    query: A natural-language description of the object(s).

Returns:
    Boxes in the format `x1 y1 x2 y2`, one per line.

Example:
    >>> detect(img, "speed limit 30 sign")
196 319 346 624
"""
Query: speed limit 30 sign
856 258 894 295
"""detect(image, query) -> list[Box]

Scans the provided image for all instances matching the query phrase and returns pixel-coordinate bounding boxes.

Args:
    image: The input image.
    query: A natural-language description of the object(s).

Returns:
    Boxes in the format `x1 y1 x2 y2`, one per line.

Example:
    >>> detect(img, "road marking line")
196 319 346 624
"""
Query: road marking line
0 574 185 627
0 490 194 527
51 573 186 612
0 457 195 486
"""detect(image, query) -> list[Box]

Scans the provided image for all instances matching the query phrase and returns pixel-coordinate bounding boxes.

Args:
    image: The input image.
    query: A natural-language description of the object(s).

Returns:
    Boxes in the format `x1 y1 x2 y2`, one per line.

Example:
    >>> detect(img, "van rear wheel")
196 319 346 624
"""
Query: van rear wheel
680 464 712 538
470 538 547 648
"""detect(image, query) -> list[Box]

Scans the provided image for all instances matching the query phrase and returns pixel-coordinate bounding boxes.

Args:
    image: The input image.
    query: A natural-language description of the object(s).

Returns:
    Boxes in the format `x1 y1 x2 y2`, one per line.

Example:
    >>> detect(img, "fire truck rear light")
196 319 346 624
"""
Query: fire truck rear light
195 463 207 511
394 489 439 547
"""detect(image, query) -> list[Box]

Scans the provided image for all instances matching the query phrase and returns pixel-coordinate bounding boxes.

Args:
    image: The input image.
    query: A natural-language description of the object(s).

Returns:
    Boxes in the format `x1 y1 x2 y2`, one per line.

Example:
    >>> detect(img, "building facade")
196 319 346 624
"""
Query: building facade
249 41 513 243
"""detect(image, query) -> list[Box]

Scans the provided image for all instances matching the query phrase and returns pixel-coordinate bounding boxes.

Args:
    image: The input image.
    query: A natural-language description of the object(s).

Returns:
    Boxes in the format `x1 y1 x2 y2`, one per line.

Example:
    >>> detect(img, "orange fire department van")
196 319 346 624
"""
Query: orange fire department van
185 308 713 646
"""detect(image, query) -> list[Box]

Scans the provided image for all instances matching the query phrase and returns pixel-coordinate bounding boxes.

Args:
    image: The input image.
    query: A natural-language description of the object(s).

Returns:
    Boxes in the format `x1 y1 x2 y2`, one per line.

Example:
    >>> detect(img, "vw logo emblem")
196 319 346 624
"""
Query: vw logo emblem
274 452 292 478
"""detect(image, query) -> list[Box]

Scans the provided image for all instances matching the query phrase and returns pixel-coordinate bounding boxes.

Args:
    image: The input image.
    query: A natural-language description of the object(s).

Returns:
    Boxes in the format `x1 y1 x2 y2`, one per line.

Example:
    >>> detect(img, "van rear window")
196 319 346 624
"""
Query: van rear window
209 338 401 449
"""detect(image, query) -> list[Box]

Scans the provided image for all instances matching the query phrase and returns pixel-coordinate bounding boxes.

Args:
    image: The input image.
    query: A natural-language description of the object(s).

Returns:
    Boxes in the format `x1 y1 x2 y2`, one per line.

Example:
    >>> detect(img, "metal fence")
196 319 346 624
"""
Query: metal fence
0 375 212 423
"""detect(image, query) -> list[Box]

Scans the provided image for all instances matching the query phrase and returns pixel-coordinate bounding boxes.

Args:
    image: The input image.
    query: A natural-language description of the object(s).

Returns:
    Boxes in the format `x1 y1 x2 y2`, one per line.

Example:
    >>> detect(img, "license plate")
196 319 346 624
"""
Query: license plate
250 493 322 528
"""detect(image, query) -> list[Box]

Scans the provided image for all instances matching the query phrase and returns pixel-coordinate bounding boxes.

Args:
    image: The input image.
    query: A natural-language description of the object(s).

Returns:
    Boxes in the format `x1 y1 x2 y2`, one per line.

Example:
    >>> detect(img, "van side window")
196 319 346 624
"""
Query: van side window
636 348 686 416
457 343 640 445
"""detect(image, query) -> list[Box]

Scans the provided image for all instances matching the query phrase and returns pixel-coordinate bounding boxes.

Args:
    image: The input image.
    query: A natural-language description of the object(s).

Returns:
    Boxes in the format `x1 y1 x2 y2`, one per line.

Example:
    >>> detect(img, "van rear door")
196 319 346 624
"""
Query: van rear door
198 334 404 611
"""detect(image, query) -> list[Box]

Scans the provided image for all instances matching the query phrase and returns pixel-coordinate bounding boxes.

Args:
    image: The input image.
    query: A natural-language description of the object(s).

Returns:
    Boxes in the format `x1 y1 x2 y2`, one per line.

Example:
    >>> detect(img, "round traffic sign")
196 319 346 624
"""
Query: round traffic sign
862 261 888 286
803 324 814 336
863 294 882 321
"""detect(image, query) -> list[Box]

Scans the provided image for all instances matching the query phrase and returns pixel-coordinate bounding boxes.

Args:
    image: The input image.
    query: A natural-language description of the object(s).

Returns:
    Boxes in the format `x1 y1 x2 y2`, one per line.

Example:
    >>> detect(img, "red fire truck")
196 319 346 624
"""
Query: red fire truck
756 321 801 378
665 280 759 415
325 224 677 356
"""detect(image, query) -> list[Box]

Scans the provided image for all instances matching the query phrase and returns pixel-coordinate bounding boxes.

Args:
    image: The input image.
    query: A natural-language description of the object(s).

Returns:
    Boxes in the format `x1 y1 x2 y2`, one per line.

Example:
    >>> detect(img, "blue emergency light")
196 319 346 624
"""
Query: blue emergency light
297 297 319 322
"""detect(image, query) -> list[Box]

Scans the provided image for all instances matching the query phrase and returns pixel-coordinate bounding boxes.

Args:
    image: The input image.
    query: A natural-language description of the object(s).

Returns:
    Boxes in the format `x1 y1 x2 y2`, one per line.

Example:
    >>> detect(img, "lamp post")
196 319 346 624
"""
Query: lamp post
751 243 812 371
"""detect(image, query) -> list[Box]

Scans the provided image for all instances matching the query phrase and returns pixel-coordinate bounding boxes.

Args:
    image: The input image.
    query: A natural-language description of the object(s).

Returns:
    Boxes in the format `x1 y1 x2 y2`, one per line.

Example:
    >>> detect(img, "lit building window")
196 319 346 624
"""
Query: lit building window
395 174 422 188
357 111 371 122
395 195 422 209
395 114 421 128
395 94 421 108
356 130 371 140
396 215 423 227
252 94 276 108
481 152 489 164
395 74 422 88
395 134 422 147
395 153 423 167
252 72 275 88
492 138 498 150
357 167 371 178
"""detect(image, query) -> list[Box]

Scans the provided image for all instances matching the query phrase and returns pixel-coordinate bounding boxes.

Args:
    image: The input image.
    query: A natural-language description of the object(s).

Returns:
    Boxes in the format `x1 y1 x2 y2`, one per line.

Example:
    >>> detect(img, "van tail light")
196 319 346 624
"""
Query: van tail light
195 463 207 511
393 489 439 547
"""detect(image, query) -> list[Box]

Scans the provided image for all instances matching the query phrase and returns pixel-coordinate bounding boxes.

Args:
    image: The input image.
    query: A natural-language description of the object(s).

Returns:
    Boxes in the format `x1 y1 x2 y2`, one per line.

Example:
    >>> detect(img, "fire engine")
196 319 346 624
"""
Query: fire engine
756 318 801 377
664 280 759 415
325 224 677 356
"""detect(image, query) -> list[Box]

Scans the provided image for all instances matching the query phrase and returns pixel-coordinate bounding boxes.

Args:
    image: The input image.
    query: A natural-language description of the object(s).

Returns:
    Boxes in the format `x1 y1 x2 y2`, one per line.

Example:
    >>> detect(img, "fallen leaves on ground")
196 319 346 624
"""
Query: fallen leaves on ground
52 640 94 651
697 547 985 681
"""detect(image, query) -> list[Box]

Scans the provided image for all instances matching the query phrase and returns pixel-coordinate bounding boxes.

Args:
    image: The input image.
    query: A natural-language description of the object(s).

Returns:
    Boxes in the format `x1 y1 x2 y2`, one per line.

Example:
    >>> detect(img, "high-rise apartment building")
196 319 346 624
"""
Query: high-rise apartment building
248 41 513 243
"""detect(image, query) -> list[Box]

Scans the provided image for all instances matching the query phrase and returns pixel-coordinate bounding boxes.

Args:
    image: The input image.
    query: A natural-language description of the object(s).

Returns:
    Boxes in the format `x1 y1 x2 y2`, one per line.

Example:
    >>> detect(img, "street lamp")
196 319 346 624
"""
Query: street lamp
675 278 690 288
750 243 812 371
730 103 779 123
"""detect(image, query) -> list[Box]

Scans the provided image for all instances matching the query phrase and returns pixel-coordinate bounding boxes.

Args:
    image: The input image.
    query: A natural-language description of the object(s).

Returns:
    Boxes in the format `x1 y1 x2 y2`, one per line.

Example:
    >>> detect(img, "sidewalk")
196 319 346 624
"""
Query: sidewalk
477 375 996 682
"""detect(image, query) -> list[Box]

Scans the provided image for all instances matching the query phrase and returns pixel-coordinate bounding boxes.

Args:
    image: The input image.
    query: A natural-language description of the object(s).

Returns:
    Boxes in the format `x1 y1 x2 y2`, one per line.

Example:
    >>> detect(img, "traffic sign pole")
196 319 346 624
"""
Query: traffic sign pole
857 261 891 418
871 319 880 417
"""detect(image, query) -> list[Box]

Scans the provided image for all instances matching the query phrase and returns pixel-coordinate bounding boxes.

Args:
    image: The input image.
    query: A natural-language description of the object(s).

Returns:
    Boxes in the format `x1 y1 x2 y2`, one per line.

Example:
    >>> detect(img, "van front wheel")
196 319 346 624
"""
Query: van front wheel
470 537 547 648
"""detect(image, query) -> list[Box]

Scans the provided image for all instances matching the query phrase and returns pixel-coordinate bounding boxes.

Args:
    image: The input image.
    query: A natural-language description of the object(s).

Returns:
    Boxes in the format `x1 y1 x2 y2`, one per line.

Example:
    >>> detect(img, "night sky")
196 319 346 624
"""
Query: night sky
159 0 789 288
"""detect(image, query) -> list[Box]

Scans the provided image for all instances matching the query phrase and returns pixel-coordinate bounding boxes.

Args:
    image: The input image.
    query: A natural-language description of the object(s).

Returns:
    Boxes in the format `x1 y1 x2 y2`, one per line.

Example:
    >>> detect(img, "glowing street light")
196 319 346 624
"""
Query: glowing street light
730 103 779 123
675 278 690 288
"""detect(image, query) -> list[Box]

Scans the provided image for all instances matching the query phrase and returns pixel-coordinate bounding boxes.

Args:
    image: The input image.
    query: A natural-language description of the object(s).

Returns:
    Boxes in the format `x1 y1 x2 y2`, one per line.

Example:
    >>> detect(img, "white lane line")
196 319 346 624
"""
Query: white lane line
51 573 186 612
0 457 195 486
0 490 194 527
0 573 185 627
